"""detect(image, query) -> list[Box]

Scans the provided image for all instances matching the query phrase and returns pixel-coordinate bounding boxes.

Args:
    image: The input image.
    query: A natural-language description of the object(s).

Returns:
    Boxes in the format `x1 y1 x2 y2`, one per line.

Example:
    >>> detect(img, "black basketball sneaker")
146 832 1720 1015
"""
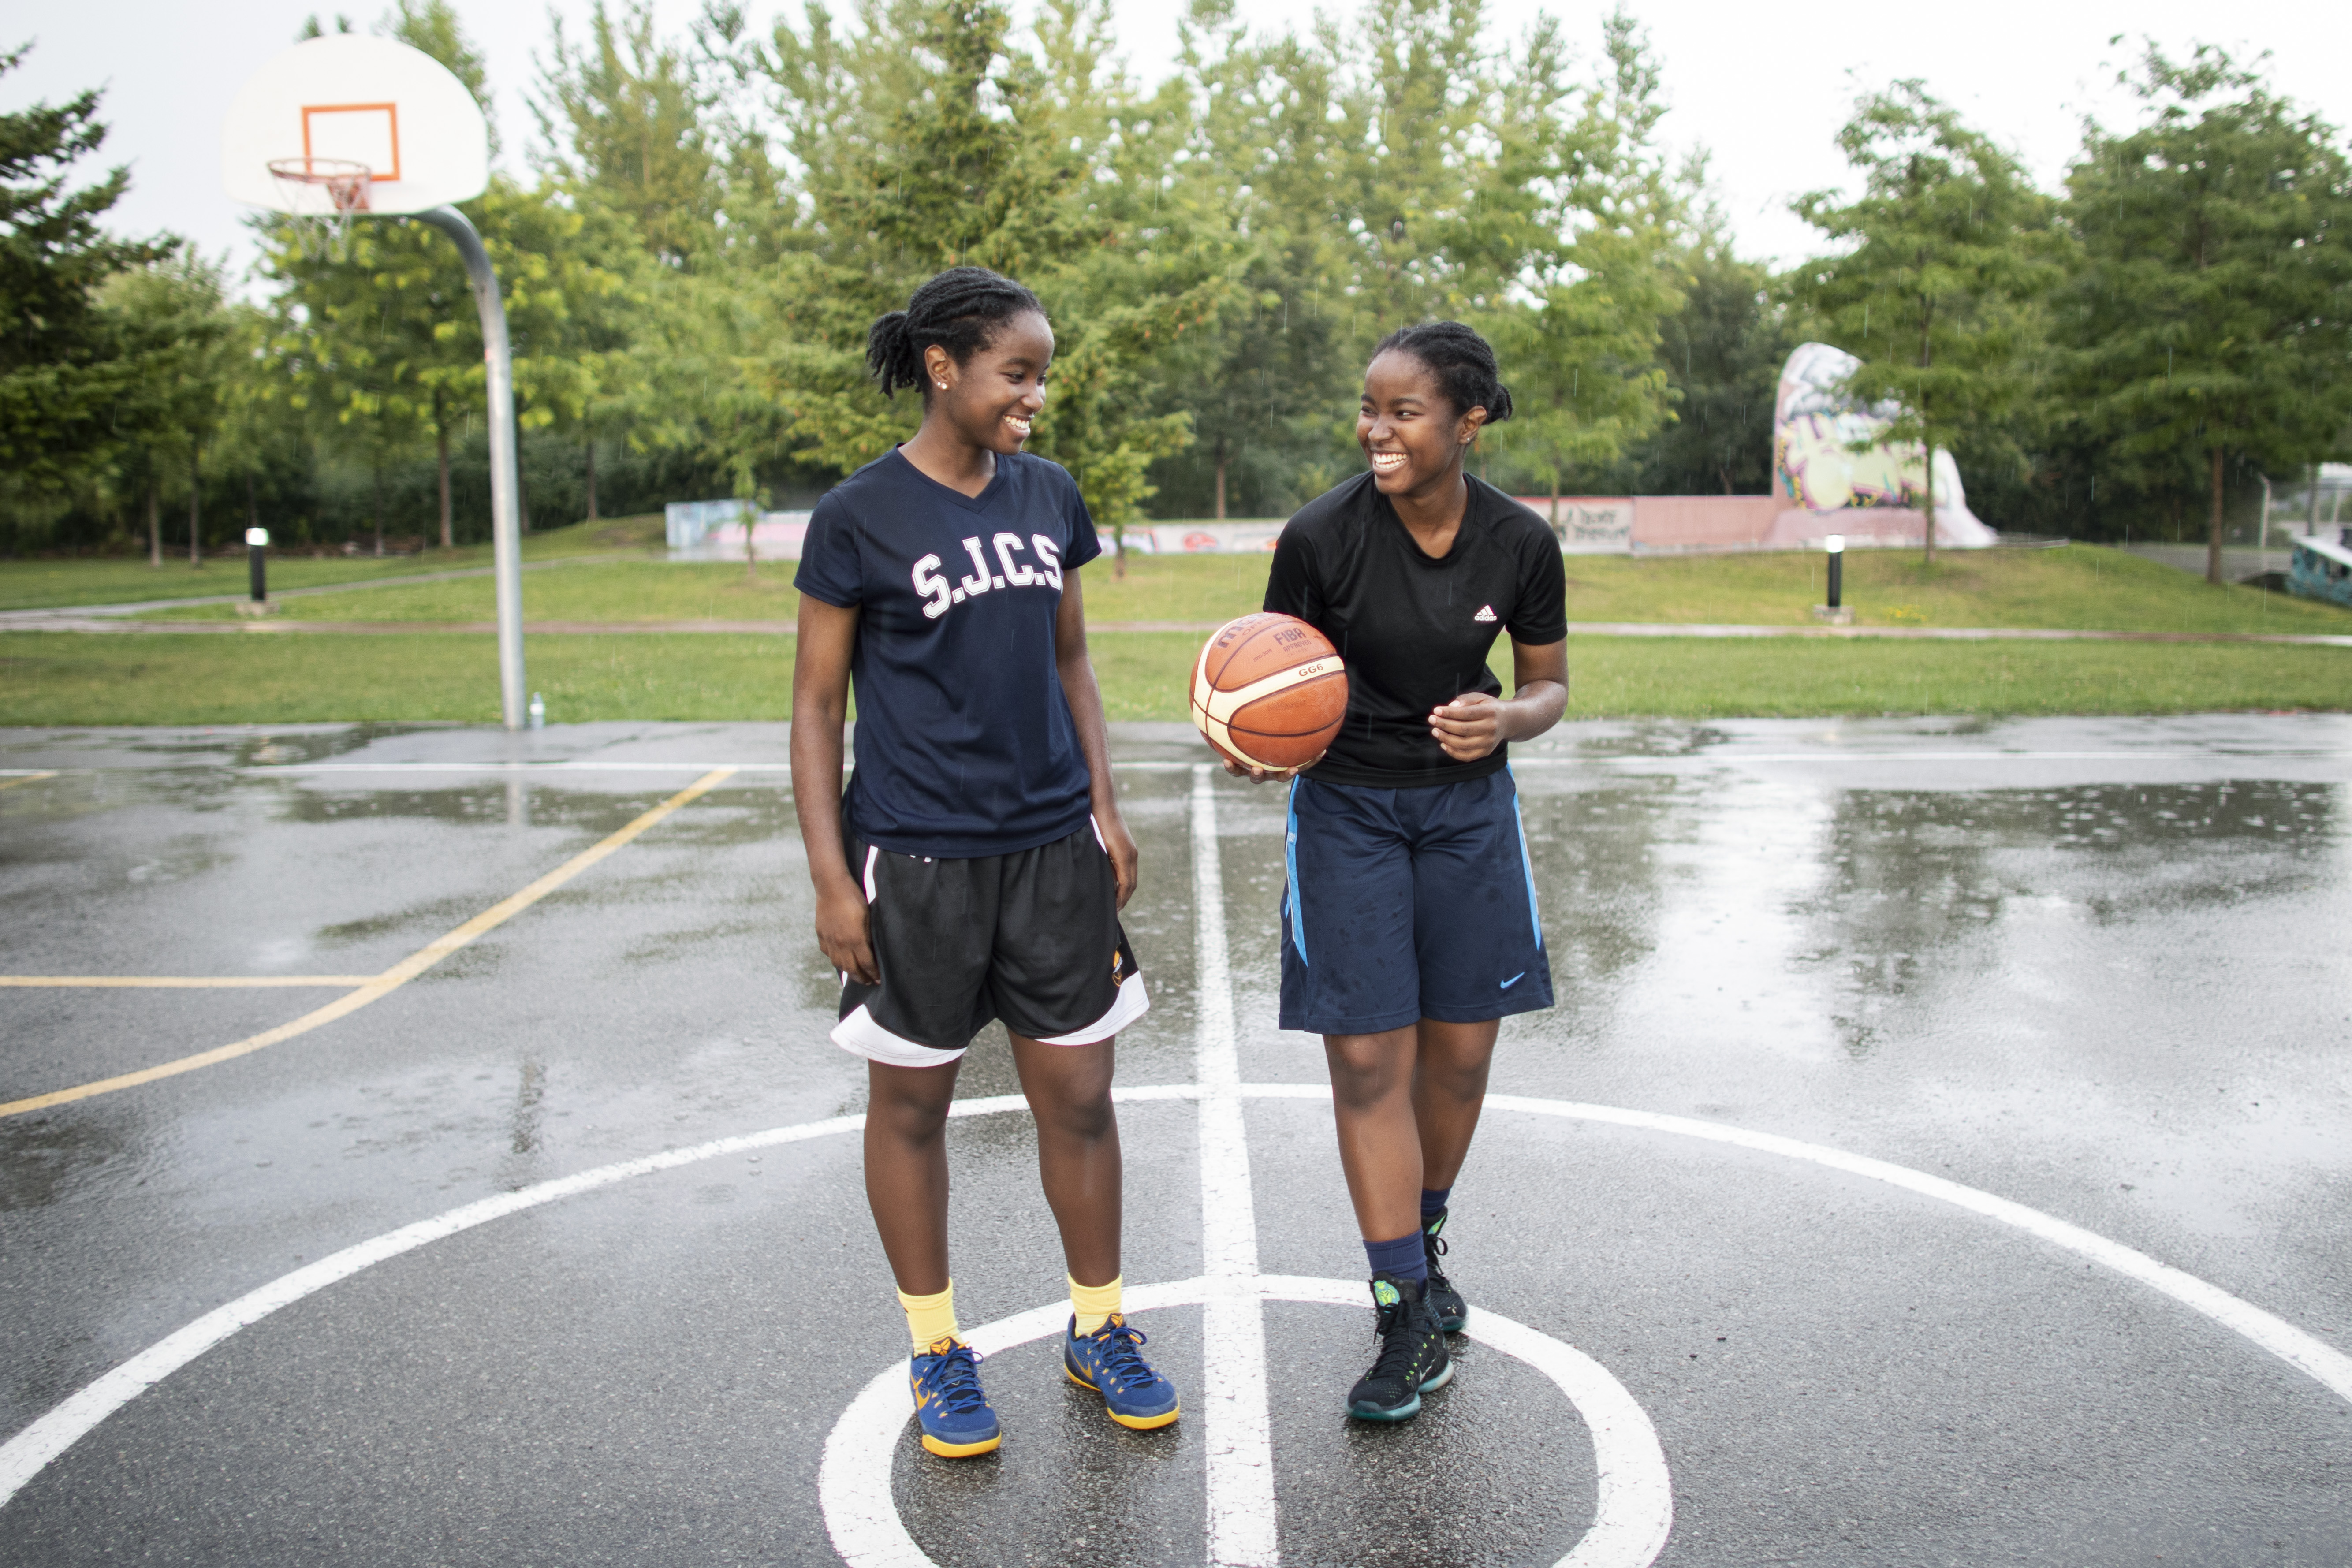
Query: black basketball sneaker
1422 1208 1466 1332
1346 1272 1453 1422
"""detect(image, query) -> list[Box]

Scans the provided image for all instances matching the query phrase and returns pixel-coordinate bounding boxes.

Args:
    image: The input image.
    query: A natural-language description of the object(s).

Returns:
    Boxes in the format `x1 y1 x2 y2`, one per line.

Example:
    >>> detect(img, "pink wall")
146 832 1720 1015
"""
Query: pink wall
1629 496 1783 549
1512 495 1786 552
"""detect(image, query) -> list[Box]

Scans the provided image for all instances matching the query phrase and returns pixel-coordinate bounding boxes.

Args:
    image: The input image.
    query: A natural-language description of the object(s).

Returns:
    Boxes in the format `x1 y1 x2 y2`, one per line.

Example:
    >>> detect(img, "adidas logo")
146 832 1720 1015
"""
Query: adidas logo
1473 604 1497 622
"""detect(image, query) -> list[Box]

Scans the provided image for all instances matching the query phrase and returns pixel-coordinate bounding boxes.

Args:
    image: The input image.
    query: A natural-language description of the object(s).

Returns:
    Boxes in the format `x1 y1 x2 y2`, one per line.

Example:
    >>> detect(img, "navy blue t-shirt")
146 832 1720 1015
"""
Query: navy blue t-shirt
795 448 1102 858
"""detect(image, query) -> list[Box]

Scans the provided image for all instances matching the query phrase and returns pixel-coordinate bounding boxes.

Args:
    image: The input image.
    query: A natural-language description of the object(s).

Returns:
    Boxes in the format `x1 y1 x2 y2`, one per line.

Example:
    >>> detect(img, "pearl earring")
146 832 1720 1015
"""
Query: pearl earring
935 380 947 390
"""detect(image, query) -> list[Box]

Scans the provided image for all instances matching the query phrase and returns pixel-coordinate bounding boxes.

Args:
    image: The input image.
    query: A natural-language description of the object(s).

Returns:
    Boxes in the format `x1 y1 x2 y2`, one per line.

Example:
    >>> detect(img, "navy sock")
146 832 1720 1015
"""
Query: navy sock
1364 1231 1429 1285
1420 1186 1452 1224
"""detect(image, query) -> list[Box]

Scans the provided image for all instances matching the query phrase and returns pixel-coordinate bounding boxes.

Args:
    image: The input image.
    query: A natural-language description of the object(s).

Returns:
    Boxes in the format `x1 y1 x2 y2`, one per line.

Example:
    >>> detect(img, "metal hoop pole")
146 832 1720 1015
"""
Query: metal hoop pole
415 205 526 730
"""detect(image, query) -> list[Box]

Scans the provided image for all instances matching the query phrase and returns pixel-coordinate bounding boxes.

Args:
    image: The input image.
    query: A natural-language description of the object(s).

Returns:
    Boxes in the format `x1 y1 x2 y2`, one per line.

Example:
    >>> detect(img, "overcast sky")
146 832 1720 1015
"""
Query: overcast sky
8 0 2350 283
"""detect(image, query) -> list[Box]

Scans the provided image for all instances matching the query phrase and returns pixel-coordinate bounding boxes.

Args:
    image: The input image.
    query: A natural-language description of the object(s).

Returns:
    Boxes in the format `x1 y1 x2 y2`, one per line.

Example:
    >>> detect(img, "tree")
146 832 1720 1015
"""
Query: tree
0 45 171 510
261 211 443 553
2063 45 2352 582
1485 9 1680 522
1017 0 1235 559
99 247 240 565
1638 220 1791 496
1334 0 1501 331
1793 82 2060 564
1155 0 1361 517
381 0 492 546
1157 0 1696 515
387 0 499 153
537 1 719 269
660 0 1232 565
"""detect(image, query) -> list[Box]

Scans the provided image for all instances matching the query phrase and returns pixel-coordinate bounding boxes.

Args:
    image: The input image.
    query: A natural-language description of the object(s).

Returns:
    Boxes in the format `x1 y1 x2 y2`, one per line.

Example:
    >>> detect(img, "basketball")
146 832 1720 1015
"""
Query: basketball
1190 613 1349 772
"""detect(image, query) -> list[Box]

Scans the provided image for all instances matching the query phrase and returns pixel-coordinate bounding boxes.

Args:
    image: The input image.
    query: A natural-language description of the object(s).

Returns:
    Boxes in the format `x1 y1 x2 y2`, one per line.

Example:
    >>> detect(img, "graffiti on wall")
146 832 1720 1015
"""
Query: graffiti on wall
1517 499 1634 553
1772 343 1991 544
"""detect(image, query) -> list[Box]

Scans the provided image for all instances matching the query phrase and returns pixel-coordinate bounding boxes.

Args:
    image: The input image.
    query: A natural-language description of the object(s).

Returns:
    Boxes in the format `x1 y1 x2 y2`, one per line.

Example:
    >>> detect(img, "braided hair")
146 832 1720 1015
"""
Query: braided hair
1371 321 1515 425
866 267 1046 400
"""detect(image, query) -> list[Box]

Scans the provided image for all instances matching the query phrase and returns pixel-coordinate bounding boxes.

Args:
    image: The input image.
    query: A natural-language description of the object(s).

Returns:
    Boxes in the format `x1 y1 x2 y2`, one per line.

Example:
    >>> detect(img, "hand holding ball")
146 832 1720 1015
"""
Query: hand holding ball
1190 613 1349 774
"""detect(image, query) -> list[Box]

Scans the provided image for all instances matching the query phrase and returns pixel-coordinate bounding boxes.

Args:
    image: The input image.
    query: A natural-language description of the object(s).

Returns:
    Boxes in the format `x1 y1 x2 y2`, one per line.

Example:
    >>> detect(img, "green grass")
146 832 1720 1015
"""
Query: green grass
140 559 804 623
132 545 1278 625
4 629 2343 726
0 515 665 612
1547 636 2351 718
0 633 788 724
1552 545 2352 634
123 540 2352 636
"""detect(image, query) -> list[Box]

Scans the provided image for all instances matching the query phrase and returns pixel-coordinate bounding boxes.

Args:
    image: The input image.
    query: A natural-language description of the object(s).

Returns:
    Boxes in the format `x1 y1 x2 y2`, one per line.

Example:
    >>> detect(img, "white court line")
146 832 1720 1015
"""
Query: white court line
6 1084 2350 1521
1260 1277 1673 1568
816 1281 1206 1568
1191 764 1280 1568
819 1277 1674 1568
0 1096 977 1508
1240 1083 2352 1403
1480 1094 2352 1407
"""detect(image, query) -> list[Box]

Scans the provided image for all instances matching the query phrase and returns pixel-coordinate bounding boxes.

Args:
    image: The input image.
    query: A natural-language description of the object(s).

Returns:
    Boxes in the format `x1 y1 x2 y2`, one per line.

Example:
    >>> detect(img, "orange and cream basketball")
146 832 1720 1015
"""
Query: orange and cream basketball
1190 613 1349 772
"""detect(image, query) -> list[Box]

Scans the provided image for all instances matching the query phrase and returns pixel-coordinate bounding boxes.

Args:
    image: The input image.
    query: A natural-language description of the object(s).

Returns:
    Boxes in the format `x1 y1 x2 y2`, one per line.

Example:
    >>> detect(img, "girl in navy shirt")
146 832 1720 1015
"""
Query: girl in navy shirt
791 268 1177 1457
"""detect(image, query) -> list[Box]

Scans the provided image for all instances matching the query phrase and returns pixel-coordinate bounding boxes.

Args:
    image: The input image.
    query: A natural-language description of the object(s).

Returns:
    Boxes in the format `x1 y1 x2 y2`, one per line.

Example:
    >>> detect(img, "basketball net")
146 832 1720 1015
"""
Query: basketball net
266 157 373 262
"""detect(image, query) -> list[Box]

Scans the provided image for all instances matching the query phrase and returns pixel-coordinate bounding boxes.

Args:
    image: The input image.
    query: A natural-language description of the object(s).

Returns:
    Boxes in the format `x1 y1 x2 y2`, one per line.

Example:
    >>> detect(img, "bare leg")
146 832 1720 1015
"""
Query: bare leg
1327 1017 1501 1241
1412 1017 1499 1192
1323 1024 1423 1242
1009 1032 1123 1287
864 1058 964 1296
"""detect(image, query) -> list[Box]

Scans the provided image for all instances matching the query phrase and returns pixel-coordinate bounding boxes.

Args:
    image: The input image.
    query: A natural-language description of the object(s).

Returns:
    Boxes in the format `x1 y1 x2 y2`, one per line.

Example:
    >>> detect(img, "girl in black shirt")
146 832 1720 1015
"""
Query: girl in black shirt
1242 321 1568 1421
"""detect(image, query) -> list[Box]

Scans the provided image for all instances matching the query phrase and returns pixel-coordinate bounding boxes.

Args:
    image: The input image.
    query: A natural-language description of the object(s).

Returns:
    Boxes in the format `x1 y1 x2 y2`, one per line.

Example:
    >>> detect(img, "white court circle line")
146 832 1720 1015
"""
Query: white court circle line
4 1085 2350 1516
817 1276 1672 1568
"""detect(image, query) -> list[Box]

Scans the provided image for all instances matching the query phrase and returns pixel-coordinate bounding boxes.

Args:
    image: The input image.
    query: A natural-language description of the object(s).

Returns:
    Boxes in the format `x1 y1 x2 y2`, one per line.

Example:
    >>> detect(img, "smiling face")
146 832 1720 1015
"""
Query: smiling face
1358 349 1486 497
924 309 1054 456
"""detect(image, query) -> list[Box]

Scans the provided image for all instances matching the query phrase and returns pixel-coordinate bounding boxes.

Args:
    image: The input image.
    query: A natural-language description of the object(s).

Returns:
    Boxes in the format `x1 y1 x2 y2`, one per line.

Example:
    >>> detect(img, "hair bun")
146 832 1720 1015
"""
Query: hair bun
865 311 919 398
1486 383 1514 425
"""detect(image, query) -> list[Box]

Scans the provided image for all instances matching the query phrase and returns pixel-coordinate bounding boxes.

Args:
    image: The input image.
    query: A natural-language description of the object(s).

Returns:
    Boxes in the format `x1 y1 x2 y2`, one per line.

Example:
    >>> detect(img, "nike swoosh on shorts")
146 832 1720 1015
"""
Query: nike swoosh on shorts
1500 972 1525 989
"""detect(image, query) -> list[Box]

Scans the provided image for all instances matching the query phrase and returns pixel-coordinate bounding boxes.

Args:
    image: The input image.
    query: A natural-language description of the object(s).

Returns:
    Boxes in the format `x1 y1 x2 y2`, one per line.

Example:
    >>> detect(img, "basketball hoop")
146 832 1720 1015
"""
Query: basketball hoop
226 34 524 724
267 156 373 259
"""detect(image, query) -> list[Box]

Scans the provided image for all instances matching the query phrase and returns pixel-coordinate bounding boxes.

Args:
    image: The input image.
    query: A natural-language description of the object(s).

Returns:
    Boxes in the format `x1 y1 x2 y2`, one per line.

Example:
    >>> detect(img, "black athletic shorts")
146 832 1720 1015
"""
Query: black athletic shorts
831 821 1148 1068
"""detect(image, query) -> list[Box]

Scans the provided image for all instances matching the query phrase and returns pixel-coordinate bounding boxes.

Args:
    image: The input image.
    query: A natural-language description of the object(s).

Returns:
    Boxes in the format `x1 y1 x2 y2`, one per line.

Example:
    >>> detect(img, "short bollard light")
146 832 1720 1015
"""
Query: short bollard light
238 528 276 618
1813 534 1851 625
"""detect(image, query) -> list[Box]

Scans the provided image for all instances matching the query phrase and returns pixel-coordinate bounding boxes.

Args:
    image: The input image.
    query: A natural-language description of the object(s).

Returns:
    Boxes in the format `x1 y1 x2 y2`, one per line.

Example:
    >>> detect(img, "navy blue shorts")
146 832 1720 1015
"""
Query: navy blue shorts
1279 768 1554 1035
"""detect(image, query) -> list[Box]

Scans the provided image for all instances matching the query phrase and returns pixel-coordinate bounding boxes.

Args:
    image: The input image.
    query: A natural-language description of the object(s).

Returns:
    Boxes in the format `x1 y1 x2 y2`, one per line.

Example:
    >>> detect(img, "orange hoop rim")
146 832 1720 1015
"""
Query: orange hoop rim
265 156 373 213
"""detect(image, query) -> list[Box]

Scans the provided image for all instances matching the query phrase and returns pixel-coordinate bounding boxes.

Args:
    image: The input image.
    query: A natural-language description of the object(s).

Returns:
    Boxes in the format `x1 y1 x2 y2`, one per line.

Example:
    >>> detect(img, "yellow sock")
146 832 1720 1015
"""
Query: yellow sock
898 1281 958 1353
1069 1273 1123 1337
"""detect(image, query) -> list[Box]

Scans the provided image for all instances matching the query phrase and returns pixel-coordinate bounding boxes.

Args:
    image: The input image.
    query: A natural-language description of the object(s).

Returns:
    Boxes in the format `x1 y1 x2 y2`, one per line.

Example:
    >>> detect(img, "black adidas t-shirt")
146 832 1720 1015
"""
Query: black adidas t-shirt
1263 473 1567 789
795 448 1100 857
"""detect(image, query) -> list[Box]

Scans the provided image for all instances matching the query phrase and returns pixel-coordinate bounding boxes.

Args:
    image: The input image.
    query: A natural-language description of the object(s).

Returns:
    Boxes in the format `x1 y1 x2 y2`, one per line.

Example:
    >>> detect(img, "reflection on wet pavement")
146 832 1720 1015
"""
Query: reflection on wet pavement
1795 781 2337 1055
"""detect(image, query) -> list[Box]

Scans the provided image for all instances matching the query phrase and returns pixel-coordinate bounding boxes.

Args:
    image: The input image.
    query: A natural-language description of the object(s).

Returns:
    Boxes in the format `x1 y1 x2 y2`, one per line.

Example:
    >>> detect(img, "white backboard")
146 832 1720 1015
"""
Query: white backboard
221 36 488 217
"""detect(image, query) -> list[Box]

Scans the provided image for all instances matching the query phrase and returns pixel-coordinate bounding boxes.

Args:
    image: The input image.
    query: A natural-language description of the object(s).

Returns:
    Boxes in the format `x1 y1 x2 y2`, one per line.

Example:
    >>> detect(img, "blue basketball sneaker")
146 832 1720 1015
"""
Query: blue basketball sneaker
910 1337 1001 1457
1063 1314 1181 1430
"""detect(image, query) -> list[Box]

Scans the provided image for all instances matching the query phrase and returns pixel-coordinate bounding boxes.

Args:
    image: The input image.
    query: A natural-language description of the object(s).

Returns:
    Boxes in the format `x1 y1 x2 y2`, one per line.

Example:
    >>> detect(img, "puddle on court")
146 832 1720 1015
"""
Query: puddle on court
1794 780 2340 1056
0 1106 145 1215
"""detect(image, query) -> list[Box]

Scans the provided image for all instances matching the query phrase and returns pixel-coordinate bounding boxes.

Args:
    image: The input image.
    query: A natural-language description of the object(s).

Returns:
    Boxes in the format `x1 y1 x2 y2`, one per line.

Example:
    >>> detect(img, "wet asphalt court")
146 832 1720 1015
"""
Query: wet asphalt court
1 715 2349 1568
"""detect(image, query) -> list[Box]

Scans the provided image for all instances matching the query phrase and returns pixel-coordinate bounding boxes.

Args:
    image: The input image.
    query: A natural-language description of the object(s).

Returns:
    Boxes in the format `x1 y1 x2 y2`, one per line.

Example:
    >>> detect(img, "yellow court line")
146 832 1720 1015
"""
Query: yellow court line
0 772 57 792
0 767 737 1120
0 976 378 988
